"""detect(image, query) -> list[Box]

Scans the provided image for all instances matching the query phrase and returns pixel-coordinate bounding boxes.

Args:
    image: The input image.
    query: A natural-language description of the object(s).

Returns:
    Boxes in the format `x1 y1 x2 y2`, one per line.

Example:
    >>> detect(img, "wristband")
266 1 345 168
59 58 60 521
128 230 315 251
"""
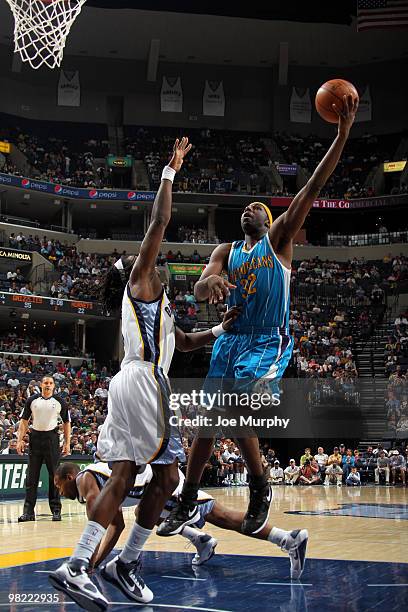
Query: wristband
161 165 176 183
211 323 226 338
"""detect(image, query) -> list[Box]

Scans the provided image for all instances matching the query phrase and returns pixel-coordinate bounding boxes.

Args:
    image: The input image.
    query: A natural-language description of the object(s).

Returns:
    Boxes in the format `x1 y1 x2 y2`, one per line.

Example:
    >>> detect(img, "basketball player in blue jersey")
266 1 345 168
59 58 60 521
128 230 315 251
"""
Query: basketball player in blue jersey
49 137 240 612
158 96 358 577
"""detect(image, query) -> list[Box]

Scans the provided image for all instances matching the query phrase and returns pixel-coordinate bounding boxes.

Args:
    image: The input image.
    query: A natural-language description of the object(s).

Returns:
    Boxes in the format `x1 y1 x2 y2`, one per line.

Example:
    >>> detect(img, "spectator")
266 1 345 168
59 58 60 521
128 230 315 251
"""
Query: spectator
375 450 390 485
346 466 361 486
300 447 313 465
284 459 300 485
299 459 320 485
324 447 343 486
389 449 406 485
314 446 328 474
1 438 19 454
269 460 284 485
342 449 355 480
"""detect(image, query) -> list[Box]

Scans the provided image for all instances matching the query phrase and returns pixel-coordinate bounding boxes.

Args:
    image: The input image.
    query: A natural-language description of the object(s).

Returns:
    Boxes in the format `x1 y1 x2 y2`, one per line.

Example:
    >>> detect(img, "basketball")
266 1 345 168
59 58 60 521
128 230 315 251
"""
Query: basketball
315 79 359 123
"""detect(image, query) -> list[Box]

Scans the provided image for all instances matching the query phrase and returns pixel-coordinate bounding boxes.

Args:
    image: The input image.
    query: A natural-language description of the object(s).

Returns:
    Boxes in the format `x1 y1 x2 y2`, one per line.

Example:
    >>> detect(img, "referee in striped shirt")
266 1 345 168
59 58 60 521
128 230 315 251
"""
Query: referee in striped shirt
16 376 71 522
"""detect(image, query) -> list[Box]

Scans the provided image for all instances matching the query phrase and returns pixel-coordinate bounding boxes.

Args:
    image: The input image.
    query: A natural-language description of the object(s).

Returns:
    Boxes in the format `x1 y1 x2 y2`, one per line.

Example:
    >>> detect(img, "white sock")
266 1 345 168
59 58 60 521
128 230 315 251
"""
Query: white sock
119 522 152 564
228 473 233 481
182 525 203 544
234 473 239 483
70 520 106 564
268 527 289 547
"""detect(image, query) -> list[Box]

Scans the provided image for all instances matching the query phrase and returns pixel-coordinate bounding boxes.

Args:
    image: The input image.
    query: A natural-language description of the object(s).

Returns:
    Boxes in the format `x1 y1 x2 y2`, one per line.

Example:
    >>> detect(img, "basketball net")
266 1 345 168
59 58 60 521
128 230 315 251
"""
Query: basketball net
5 0 87 70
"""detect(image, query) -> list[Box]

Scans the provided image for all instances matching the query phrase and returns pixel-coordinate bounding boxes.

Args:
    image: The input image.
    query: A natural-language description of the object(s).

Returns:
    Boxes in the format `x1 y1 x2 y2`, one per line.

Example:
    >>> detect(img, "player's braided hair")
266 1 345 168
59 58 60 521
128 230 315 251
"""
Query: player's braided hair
100 255 135 313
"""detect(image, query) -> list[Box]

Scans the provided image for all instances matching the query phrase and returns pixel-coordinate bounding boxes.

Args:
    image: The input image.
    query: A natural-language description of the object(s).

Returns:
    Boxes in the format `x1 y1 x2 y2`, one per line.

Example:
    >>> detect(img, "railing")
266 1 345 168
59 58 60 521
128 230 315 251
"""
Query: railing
327 231 408 247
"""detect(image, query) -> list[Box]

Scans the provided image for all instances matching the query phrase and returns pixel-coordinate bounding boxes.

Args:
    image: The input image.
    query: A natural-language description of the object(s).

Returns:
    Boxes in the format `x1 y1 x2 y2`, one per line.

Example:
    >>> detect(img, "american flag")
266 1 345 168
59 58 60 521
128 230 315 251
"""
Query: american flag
357 0 408 30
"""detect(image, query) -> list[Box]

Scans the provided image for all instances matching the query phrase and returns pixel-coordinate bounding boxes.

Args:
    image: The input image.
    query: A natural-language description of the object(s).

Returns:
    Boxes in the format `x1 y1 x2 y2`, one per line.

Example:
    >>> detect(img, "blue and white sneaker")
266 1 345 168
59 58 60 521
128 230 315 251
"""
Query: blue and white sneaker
192 534 218 566
49 560 108 612
281 529 309 580
101 555 153 603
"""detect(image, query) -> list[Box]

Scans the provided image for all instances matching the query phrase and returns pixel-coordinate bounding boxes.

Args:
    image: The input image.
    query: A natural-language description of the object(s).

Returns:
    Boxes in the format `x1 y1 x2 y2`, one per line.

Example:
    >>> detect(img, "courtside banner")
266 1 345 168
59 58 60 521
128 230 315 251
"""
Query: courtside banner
269 194 408 210
168 263 206 276
0 457 91 499
0 173 155 202
0 173 406 209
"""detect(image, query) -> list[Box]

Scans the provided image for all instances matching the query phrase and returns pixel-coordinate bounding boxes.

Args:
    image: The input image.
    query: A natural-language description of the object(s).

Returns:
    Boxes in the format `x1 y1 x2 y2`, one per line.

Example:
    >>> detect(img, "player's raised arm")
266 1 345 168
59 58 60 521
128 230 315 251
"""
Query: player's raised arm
270 95 358 247
129 137 192 285
194 243 235 303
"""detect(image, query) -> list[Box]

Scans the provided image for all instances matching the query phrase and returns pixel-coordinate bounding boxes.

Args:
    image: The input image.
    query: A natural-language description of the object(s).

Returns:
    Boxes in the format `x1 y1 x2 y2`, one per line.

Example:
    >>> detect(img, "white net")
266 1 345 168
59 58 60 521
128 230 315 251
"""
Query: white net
5 0 87 70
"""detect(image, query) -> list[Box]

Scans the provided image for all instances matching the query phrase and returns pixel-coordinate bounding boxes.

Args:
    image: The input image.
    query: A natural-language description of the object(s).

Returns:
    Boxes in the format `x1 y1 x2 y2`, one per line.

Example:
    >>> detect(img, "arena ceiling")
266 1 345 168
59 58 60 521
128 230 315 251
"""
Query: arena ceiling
0 2 407 67
85 2 357 25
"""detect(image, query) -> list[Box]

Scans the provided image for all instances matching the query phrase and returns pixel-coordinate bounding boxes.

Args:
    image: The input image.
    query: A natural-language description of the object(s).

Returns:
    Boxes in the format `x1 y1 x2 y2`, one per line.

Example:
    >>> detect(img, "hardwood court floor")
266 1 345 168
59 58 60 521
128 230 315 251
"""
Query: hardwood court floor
1 484 407 567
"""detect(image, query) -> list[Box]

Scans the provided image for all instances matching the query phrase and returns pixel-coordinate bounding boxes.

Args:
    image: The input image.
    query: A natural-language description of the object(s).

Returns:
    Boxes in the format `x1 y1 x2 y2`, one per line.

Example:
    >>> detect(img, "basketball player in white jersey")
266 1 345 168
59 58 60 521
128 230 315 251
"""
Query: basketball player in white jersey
55 461 310 579
49 137 240 611
54 461 218 569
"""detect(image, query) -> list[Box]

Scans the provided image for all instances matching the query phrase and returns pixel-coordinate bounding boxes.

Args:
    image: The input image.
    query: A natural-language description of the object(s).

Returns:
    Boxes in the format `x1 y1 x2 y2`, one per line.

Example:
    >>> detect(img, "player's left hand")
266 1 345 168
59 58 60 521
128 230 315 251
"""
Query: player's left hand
62 443 71 456
222 305 242 331
168 137 192 172
333 94 359 137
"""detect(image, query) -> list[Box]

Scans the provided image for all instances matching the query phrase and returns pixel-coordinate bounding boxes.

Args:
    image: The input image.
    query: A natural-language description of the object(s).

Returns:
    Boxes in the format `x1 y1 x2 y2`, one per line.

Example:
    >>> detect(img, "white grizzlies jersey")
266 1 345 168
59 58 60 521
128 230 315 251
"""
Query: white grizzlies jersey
76 462 213 508
121 284 175 374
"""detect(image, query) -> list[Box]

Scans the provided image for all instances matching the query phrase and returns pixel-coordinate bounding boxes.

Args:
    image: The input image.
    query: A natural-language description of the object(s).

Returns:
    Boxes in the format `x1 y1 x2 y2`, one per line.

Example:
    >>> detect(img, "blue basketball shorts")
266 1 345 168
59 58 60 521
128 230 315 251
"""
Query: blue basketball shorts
206 327 294 394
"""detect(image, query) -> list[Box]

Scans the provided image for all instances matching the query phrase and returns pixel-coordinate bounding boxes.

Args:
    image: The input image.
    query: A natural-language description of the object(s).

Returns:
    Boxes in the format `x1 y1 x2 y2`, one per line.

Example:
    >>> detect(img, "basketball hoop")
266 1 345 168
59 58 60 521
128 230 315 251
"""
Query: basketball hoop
5 0 87 70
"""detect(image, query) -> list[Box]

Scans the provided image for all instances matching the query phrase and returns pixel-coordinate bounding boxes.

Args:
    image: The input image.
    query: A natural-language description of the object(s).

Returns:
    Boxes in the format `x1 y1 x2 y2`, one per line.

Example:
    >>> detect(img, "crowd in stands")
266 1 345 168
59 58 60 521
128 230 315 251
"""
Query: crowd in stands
291 256 395 305
0 114 108 189
274 131 402 199
5 232 116 301
385 311 408 434
2 112 406 199
197 441 407 487
126 127 272 194
0 355 110 456
0 333 85 357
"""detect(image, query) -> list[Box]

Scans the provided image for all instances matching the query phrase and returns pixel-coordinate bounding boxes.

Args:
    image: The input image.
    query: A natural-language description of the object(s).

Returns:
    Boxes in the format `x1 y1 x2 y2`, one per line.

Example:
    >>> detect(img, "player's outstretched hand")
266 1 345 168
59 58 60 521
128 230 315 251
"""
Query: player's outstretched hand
168 136 192 172
208 274 237 304
333 94 359 137
222 305 242 330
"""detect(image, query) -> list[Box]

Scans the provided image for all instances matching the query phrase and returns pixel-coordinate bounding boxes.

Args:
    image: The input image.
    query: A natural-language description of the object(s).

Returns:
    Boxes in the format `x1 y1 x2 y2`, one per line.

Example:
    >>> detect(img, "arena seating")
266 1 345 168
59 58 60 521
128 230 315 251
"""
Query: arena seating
2 114 405 197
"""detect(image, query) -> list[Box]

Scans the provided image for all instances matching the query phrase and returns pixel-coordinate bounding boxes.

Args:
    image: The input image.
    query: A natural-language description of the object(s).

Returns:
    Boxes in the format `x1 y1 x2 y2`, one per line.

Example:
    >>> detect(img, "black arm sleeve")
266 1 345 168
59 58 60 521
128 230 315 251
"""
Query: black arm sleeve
20 394 36 421
55 395 71 423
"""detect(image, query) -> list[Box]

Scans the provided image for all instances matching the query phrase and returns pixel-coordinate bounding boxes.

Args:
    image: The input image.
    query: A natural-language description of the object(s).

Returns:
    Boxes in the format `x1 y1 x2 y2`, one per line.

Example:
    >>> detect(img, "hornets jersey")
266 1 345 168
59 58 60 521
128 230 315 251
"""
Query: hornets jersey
227 234 291 331
121 284 175 374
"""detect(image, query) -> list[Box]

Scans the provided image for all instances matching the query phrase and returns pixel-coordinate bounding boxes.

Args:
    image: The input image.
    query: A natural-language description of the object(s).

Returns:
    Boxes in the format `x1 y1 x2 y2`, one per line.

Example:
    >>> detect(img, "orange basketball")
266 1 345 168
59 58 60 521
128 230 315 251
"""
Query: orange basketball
315 79 359 123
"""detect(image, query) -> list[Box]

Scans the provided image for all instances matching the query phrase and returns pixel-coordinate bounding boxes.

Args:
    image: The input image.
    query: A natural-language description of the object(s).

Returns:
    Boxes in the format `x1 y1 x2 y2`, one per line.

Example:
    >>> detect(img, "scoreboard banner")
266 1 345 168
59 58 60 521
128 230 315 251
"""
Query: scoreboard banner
383 161 406 173
0 291 108 317
107 155 133 168
0 141 11 154
276 163 297 176
0 247 32 263
168 263 206 276
0 172 155 202
269 193 408 210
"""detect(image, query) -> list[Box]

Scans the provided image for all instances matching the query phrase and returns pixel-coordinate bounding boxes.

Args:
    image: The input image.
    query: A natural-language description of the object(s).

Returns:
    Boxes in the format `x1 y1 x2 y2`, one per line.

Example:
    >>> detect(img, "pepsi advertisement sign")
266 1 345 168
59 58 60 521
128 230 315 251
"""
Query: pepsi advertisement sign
0 173 155 202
